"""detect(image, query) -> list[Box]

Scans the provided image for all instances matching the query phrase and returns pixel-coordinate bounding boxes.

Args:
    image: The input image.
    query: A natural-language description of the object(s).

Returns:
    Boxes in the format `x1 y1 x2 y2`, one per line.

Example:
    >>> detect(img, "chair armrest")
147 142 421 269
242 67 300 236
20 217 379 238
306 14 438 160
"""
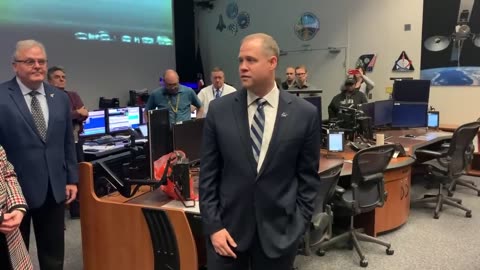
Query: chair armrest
415 149 446 158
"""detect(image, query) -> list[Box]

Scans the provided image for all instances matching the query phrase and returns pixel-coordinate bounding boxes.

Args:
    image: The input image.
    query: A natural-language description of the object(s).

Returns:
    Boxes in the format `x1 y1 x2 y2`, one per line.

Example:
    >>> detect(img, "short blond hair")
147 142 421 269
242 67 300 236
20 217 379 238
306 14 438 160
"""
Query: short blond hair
12 40 47 62
241 33 279 58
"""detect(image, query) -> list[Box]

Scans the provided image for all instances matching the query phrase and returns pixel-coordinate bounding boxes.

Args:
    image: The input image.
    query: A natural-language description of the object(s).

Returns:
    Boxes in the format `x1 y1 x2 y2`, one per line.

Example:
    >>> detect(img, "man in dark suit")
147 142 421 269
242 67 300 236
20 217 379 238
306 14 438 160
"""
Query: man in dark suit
199 33 321 269
0 40 78 270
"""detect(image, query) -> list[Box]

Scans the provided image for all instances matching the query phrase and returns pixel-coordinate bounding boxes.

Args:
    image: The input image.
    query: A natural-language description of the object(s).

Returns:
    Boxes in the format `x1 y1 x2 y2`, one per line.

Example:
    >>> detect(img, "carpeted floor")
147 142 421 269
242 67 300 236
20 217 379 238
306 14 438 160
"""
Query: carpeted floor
29 174 480 270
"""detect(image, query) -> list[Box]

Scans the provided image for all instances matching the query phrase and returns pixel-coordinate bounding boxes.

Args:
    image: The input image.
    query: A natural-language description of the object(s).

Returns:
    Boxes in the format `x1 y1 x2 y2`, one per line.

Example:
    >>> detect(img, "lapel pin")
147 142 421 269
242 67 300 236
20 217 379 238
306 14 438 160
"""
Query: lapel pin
281 112 288 117
50 93 54 98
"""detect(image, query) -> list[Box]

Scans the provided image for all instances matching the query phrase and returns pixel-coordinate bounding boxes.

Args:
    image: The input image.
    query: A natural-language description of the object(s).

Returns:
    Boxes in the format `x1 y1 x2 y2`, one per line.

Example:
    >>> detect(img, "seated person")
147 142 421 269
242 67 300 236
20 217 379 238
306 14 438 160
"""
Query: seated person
328 77 368 119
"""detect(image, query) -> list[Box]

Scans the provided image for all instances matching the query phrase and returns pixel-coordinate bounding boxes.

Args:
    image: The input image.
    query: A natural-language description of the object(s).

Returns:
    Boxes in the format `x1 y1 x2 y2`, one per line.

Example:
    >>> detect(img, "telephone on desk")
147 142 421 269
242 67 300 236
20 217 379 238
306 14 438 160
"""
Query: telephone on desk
349 142 371 152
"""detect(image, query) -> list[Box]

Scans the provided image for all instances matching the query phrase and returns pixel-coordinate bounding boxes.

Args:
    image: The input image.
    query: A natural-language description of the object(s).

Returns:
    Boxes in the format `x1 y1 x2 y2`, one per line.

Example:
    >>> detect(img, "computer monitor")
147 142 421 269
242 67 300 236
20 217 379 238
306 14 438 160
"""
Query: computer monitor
391 102 428 128
303 96 322 122
80 110 106 137
428 111 440 129
327 131 344 152
107 107 141 133
392 79 430 103
358 102 374 119
138 124 148 138
172 118 205 163
374 100 394 127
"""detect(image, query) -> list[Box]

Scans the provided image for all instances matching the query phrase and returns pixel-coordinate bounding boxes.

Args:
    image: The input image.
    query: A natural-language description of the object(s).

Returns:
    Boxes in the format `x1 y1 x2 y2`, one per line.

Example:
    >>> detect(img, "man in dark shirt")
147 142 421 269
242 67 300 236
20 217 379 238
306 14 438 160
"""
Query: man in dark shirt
281 66 295 90
328 77 368 119
47 66 87 219
47 66 88 141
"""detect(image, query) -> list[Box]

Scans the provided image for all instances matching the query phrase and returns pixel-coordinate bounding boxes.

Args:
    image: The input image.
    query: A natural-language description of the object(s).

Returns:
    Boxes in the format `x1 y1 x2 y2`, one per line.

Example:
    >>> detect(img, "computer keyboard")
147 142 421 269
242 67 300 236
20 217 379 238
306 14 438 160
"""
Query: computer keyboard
93 136 127 145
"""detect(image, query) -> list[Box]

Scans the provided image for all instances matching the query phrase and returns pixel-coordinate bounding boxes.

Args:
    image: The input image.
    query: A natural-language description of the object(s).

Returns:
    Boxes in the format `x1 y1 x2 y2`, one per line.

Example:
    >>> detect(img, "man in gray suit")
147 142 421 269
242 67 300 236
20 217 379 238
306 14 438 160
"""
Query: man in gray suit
0 40 78 270
199 33 321 269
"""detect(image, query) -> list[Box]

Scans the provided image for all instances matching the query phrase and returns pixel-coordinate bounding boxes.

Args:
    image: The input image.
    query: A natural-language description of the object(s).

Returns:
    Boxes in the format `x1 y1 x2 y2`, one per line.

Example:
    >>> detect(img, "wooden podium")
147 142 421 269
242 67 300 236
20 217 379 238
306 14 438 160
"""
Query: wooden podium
79 162 202 270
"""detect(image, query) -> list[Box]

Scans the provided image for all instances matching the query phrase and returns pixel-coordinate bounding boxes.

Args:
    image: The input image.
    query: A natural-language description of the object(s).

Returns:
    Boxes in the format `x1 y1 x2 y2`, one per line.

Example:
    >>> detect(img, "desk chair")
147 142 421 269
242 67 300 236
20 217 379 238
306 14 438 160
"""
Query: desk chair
413 121 480 219
300 163 343 256
316 145 396 268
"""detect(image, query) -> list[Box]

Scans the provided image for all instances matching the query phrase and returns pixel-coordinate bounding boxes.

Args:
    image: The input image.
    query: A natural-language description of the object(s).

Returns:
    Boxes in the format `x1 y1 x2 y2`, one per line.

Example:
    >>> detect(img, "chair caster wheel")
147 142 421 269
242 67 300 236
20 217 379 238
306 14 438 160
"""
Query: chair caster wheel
457 201 462 205
434 213 439 219
316 249 326 256
477 191 480 197
360 259 368 267
386 248 394 255
447 192 453 197
466 211 472 218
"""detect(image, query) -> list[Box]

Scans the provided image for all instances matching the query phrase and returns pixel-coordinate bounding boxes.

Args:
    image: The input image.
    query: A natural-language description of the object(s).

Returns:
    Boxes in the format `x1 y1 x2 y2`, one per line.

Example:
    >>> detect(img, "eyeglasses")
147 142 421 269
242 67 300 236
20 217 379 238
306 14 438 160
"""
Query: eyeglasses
286 73 294 75
14 59 48 67
295 73 306 76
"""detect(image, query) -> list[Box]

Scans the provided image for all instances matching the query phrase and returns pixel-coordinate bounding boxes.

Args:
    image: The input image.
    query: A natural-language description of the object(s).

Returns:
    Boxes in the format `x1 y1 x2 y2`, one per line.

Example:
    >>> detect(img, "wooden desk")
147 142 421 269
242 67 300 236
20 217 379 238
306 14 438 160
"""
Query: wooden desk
79 129 451 270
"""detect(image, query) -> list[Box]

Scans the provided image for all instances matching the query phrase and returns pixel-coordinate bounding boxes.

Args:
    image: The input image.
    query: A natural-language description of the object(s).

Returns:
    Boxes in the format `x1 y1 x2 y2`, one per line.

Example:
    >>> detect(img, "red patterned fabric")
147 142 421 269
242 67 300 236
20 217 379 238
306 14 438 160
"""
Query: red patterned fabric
0 145 32 270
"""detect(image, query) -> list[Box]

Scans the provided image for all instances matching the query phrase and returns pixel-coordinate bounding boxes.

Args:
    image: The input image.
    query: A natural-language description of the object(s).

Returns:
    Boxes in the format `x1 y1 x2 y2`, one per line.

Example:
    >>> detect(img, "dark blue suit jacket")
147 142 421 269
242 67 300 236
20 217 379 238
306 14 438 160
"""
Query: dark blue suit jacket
199 89 321 258
0 78 78 208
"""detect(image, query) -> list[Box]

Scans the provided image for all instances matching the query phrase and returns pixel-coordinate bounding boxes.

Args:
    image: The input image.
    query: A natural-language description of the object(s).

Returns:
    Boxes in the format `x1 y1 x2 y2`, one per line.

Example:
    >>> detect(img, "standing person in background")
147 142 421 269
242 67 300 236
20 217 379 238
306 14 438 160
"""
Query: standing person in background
200 33 321 270
281 66 296 90
291 65 319 97
196 67 237 118
145 69 203 124
47 65 87 219
0 40 78 270
351 66 375 98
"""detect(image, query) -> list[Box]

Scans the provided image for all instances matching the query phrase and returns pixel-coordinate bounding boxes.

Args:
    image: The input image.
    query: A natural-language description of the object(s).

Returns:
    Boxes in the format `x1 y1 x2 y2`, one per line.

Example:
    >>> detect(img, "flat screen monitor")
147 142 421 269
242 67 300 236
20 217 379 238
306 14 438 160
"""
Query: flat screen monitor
374 100 393 127
138 124 148 138
327 131 344 152
303 96 322 122
80 110 106 137
392 79 430 103
358 102 374 120
172 118 205 163
391 102 428 128
428 111 440 128
107 107 141 133
148 109 172 180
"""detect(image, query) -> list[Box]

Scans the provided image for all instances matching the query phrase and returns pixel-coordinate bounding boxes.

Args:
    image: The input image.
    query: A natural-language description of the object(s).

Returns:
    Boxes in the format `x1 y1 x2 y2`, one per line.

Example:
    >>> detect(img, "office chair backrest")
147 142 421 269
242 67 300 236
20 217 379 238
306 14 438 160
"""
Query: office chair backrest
351 144 395 214
447 121 480 176
315 163 343 214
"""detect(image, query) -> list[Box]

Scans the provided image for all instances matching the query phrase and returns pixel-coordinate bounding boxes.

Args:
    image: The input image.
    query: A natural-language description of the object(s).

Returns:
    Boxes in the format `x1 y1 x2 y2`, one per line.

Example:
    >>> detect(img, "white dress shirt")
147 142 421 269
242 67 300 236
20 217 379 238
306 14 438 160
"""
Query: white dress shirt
17 77 49 128
247 84 279 172
197 83 237 116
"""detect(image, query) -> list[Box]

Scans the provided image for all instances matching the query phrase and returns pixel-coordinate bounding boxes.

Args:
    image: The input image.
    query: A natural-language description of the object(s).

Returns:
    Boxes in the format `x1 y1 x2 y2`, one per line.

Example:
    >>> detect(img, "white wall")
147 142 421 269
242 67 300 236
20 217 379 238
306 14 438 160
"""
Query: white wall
196 0 480 125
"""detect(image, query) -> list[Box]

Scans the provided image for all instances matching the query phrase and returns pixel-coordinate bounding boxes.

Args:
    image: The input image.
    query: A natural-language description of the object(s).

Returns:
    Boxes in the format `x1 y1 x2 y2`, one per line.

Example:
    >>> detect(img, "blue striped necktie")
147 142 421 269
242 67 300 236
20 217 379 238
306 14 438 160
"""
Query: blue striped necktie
215 89 221 99
250 98 267 164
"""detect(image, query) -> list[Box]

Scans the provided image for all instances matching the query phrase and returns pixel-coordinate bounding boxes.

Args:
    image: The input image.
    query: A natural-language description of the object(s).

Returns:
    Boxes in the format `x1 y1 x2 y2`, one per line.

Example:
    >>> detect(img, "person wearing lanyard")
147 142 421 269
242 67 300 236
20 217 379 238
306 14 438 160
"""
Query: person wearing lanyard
145 69 203 124
196 67 237 118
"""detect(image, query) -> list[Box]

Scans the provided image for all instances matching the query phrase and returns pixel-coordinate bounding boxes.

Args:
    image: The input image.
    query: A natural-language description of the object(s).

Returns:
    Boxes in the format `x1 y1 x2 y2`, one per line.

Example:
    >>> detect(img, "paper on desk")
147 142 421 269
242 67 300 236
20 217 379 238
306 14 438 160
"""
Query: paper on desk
162 199 200 214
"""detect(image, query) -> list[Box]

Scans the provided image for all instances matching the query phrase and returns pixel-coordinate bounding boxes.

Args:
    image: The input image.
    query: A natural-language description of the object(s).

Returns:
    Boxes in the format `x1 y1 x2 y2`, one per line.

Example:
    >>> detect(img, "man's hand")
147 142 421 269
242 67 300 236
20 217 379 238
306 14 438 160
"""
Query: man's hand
65 184 78 204
0 210 25 234
77 106 89 117
210 228 237 258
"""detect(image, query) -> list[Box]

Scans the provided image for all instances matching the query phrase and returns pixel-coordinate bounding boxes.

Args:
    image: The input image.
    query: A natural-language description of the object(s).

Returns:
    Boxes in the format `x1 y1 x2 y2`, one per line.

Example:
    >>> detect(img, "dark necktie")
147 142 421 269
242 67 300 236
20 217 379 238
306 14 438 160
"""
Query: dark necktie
250 98 267 164
29 91 47 140
215 89 221 99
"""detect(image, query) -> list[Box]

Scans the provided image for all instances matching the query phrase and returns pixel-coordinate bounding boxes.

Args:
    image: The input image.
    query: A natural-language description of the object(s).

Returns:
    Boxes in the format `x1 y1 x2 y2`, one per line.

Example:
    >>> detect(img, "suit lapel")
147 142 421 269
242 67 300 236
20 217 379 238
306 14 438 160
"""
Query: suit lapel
44 84 56 142
257 91 293 177
233 89 258 175
7 79 45 142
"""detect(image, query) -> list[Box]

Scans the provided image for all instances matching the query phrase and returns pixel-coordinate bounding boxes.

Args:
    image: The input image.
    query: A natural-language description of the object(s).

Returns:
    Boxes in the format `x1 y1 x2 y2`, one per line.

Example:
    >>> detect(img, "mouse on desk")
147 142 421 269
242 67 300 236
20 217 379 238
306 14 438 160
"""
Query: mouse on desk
405 134 416 138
